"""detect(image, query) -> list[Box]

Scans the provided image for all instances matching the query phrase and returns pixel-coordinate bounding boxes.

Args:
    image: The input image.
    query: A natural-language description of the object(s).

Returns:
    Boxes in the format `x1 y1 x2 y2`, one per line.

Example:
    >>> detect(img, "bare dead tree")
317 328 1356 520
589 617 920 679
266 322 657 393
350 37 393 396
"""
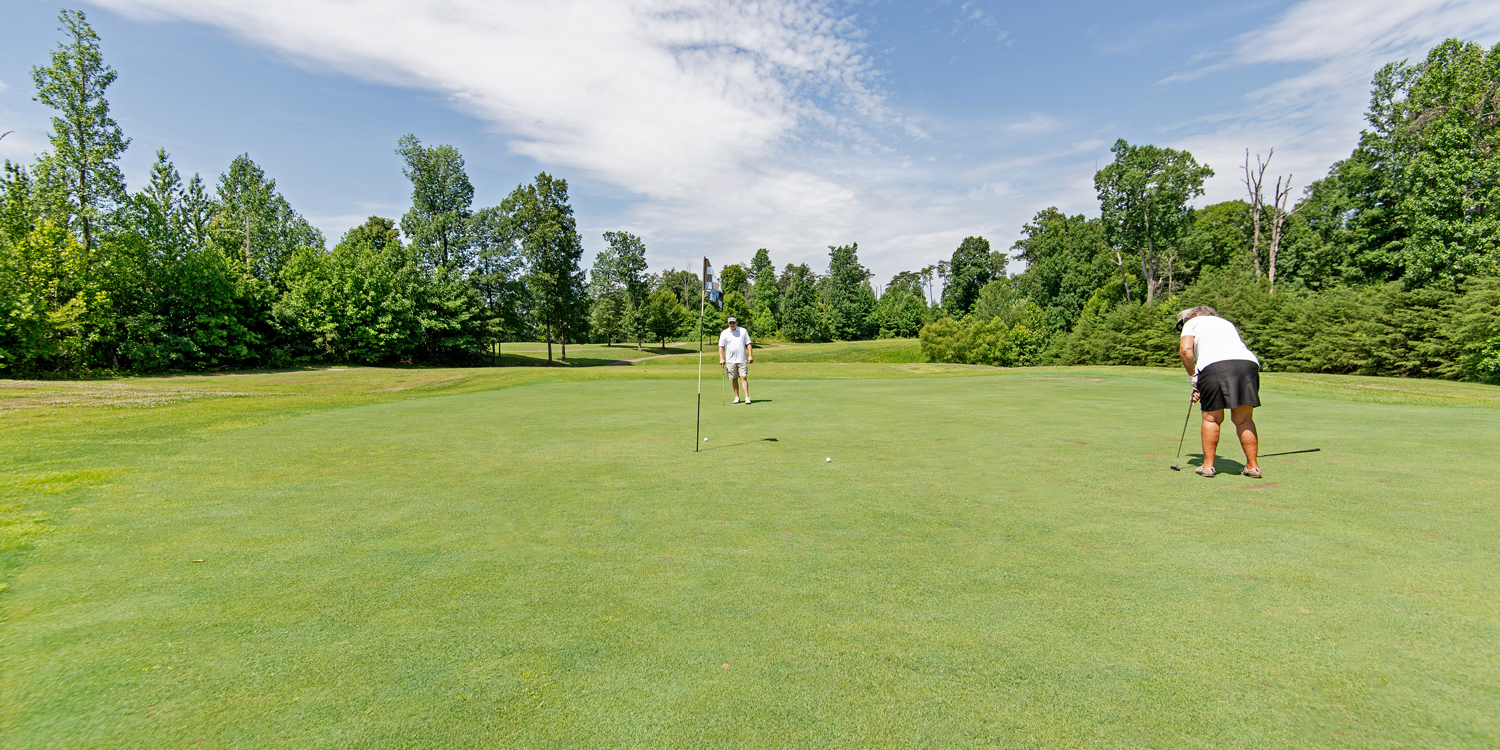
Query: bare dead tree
1242 149 1272 279
1268 173 1303 293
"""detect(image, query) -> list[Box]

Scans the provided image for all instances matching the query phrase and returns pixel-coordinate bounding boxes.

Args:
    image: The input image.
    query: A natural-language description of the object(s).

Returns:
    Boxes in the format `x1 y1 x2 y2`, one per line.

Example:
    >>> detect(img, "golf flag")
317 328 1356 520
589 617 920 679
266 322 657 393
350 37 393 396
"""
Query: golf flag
703 258 723 309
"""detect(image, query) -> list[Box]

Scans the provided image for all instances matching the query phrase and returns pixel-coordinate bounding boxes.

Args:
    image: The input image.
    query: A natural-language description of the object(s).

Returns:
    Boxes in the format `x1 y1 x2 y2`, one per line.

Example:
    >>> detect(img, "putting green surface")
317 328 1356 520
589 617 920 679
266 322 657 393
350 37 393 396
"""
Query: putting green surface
2 364 1497 748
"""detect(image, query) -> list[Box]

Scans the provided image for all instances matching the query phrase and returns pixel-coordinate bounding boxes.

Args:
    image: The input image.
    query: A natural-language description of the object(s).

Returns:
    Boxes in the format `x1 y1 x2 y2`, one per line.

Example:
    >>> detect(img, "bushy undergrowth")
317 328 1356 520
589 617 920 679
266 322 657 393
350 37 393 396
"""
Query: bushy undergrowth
918 301 1053 367
1047 270 1500 382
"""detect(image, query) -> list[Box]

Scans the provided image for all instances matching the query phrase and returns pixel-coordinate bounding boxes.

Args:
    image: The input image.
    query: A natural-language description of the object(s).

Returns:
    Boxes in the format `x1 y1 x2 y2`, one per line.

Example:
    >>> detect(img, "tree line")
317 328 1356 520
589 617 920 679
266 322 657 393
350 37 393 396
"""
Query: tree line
0 10 924 376
4 14 1496 382
913 37 1500 382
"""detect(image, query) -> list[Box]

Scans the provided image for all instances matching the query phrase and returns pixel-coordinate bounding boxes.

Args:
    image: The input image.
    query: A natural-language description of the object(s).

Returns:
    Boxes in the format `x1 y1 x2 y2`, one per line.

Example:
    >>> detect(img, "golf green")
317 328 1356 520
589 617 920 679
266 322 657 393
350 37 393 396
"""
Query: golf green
2 365 1497 748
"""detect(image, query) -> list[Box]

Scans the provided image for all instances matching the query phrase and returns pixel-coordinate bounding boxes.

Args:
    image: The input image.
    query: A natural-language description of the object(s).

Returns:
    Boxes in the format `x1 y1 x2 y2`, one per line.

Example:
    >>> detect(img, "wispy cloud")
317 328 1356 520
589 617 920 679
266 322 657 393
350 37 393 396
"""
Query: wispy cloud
1162 0 1500 202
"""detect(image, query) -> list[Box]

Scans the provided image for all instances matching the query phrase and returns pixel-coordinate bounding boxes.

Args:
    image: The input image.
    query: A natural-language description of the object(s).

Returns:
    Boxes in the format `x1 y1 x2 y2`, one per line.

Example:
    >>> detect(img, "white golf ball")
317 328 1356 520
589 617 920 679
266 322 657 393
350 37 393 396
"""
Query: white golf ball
704 438 709 441
826 457 832 462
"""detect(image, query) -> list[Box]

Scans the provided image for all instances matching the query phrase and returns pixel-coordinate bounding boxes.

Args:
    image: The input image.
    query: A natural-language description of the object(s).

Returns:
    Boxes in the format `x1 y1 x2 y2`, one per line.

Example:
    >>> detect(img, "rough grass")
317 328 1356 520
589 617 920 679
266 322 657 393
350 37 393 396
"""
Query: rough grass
2 355 1497 748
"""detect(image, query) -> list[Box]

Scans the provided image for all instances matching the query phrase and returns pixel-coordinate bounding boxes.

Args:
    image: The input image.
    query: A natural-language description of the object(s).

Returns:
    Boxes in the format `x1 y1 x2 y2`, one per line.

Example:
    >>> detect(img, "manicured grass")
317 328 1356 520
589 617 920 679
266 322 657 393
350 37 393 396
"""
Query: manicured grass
485 341 697 367
2 359 1497 748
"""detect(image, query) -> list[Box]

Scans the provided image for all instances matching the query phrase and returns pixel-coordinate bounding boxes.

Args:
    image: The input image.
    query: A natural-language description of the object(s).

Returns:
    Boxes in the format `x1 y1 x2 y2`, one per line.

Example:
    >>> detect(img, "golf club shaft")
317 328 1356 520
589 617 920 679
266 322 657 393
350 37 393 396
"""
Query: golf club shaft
1258 448 1321 457
1173 389 1195 468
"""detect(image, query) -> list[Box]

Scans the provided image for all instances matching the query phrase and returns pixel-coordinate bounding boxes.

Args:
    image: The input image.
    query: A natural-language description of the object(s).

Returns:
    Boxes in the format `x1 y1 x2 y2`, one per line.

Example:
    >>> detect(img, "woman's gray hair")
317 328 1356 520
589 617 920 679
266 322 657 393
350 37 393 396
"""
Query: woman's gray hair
1175 306 1217 329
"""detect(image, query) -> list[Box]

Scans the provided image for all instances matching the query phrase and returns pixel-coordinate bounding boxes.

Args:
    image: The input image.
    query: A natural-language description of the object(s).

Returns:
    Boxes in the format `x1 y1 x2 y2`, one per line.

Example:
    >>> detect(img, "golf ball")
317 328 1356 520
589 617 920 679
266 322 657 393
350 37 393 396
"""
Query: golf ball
704 438 709 442
826 457 832 462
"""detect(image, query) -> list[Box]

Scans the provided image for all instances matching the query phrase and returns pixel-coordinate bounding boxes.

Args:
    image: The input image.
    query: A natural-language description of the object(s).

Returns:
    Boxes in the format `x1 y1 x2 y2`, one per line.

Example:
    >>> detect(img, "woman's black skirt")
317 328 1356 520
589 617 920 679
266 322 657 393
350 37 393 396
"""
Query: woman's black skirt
1198 359 1260 412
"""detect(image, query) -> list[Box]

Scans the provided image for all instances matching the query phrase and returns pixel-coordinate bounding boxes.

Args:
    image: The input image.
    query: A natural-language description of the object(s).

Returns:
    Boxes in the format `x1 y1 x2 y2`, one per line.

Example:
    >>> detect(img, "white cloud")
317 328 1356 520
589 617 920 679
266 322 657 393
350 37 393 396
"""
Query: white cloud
92 0 962 273
1164 0 1500 204
88 0 1500 282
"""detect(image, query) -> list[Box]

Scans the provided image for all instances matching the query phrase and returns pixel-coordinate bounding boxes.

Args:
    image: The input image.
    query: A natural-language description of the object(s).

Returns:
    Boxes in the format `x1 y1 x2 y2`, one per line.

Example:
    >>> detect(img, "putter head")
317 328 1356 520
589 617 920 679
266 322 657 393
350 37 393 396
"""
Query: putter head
1170 466 1180 471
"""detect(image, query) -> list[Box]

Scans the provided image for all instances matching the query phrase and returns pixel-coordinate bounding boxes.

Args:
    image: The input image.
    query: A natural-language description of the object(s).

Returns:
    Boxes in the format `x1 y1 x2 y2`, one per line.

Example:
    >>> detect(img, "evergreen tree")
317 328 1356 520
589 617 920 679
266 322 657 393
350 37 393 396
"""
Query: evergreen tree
825 243 875 340
749 248 778 333
211 154 324 283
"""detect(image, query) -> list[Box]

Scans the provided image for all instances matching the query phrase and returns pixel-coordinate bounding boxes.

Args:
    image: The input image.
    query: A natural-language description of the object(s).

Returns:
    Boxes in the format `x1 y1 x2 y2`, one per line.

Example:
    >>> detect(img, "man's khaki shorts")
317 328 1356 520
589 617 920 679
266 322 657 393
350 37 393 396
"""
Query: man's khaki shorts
725 361 748 378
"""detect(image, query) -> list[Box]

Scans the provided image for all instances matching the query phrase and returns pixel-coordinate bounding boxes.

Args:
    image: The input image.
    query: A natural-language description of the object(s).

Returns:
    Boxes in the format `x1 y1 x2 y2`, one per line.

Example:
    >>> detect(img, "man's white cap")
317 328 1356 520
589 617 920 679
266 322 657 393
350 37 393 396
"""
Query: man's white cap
727 316 737 323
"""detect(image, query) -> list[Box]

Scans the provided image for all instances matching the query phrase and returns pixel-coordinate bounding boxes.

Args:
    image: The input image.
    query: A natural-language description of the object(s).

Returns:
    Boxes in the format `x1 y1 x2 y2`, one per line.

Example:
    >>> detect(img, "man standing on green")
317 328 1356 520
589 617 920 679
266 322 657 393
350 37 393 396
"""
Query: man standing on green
718 316 754 404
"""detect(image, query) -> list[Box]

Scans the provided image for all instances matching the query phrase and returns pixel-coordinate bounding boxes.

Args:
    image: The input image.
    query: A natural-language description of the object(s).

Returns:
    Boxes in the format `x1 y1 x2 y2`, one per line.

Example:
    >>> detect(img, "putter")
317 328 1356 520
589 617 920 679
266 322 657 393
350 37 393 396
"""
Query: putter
1170 389 1196 471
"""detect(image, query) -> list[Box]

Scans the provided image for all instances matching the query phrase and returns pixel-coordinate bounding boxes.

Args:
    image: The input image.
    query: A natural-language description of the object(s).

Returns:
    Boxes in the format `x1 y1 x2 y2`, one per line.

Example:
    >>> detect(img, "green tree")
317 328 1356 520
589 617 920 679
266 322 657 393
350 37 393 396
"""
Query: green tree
1095 139 1213 303
211 154 324 283
778 263 826 342
1010 208 1113 330
825 243 874 340
721 264 748 297
396 134 474 267
506 173 587 362
1181 201 1253 281
31 9 129 259
723 290 753 334
874 284 926 337
749 248 777 332
467 206 526 342
641 288 687 349
277 217 423 363
588 240 629 345
971 279 1020 325
110 150 253 372
1372 40 1500 283
602 230 649 349
941 236 1000 316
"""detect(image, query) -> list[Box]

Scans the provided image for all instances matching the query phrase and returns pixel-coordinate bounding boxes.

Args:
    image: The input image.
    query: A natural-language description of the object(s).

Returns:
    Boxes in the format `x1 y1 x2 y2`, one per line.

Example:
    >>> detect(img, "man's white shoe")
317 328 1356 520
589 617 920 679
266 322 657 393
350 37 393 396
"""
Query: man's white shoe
743 398 751 404
733 397 740 403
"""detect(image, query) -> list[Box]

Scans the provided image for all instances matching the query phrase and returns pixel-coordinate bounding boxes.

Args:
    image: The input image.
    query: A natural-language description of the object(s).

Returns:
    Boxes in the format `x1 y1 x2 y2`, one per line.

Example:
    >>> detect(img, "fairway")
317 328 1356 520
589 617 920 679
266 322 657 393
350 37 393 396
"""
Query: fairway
3 363 1498 748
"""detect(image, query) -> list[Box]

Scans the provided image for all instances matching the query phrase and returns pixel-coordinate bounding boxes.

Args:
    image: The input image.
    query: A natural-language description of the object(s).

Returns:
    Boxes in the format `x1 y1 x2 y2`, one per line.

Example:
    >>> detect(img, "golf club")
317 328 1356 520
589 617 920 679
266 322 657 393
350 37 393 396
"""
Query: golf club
1258 448 1321 457
1170 388 1195 471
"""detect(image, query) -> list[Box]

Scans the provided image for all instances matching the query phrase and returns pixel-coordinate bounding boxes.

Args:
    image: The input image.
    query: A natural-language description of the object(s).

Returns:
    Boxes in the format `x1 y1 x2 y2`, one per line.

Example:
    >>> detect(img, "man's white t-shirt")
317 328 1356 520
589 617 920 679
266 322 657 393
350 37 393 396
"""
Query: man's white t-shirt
1181 315 1258 373
718 327 751 364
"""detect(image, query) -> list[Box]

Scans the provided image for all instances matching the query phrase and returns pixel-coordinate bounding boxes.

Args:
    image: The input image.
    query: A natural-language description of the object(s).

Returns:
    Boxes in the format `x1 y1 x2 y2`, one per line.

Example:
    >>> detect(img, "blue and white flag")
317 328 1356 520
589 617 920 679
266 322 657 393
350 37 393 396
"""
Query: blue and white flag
703 258 722 309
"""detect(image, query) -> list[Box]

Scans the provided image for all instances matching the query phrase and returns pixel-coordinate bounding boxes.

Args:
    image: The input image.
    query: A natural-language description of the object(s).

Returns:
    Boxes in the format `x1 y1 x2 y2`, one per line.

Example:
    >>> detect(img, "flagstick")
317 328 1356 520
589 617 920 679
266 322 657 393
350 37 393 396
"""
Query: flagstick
695 261 707 452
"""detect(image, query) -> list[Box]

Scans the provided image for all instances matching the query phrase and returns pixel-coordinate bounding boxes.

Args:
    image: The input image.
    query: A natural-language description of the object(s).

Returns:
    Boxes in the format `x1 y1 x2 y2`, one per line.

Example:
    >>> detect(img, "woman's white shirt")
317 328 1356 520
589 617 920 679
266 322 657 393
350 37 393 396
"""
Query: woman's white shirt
1181 315 1259 373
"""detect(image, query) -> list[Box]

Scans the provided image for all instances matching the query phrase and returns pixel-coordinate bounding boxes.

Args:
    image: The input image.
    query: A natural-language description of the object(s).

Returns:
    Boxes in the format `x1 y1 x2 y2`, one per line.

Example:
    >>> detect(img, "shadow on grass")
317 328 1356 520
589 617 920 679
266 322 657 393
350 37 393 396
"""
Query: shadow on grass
1185 454 1247 474
698 437 779 452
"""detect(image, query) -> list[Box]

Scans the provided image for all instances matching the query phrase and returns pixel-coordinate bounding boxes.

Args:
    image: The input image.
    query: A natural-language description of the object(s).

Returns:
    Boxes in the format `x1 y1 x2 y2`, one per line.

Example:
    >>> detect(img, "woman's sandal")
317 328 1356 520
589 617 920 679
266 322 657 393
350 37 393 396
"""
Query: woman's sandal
1195 466 1216 478
1240 467 1262 479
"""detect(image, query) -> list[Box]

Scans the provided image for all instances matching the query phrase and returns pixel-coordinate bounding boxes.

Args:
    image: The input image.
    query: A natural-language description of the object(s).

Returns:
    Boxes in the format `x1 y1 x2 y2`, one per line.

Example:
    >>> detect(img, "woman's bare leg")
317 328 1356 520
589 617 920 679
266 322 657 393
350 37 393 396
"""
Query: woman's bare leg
1230 406 1259 471
1200 409 1225 470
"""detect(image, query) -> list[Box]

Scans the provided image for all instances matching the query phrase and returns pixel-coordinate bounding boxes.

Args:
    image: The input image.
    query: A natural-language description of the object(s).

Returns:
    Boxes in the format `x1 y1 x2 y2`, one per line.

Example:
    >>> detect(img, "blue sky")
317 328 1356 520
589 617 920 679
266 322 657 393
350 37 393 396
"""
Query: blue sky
3 0 1499 282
